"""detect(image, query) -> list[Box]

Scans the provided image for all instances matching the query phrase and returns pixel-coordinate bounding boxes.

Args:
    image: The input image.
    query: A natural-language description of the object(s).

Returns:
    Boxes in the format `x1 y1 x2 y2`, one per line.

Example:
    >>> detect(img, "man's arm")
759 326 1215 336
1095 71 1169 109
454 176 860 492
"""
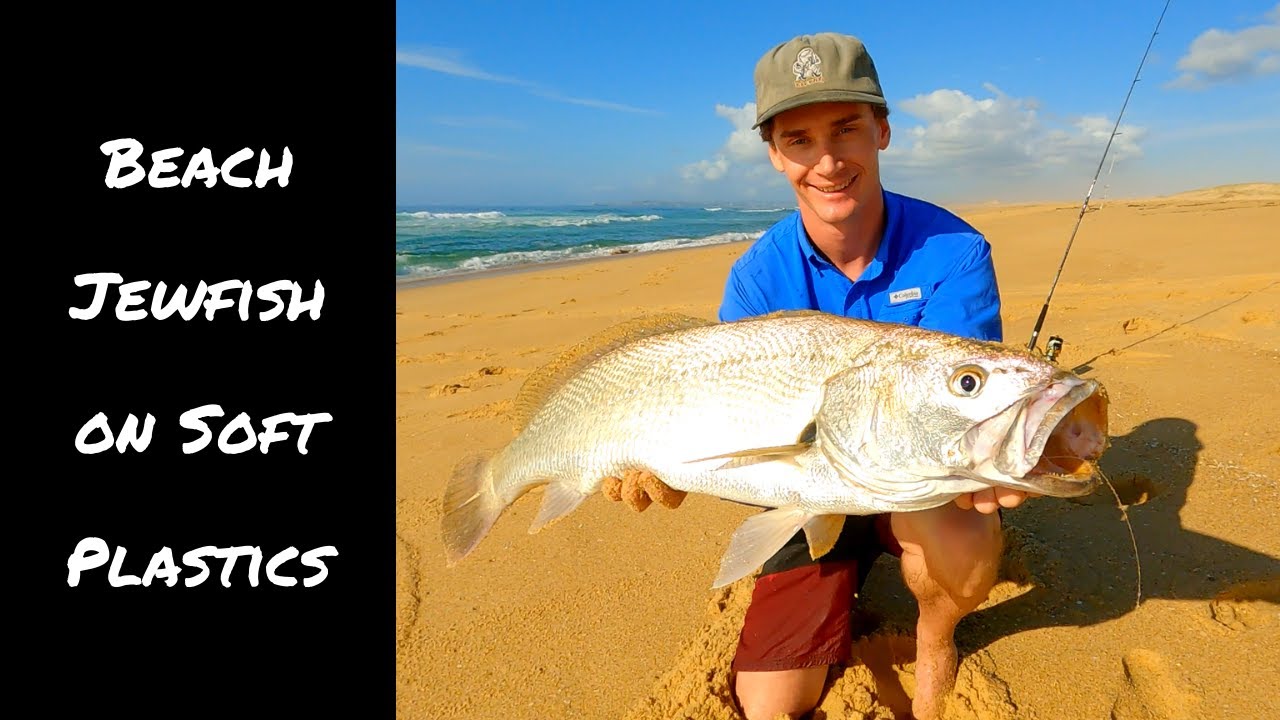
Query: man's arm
918 234 1003 342
718 267 768 323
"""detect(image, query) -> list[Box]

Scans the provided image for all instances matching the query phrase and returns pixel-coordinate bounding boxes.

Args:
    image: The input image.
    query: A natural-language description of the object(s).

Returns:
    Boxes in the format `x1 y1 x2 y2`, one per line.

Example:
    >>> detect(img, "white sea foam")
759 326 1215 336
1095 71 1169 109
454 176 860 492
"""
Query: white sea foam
397 211 661 227
401 210 506 219
529 213 662 227
397 230 763 280
739 207 792 213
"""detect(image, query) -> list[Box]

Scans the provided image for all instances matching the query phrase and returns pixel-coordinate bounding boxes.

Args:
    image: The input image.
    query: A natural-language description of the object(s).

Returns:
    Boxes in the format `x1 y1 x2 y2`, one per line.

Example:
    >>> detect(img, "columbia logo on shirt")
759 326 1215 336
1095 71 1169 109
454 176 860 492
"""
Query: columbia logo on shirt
888 287 923 304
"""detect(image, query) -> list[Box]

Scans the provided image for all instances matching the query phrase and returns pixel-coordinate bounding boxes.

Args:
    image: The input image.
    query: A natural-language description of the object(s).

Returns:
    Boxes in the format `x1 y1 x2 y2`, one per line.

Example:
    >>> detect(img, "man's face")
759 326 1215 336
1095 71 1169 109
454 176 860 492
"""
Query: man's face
767 101 891 229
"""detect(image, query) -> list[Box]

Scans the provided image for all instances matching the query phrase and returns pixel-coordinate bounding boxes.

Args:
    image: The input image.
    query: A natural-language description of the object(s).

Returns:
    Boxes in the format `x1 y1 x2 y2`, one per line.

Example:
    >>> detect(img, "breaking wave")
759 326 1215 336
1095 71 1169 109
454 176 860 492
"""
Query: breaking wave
396 211 661 228
397 230 761 281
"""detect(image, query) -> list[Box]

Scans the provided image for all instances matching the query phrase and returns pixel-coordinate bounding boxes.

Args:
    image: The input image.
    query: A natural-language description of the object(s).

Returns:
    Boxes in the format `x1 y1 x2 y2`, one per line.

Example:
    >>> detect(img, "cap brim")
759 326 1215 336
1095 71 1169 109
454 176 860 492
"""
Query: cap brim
753 90 887 129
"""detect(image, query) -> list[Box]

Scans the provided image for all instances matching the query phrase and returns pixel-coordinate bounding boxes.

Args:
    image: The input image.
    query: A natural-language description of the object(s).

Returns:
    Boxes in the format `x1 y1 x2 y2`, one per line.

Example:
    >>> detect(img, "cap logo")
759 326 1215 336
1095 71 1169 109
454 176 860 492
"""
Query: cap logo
792 47 824 88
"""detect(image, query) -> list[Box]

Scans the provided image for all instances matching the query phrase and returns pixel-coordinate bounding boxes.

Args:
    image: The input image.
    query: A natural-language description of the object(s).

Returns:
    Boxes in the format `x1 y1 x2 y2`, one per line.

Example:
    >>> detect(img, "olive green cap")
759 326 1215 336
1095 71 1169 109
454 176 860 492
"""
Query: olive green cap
753 32 886 129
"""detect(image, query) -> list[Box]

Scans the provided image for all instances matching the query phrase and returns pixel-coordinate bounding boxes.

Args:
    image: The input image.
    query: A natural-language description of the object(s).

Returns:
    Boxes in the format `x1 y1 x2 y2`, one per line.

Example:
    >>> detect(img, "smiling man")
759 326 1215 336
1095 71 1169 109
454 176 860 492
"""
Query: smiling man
722 33 1026 720
608 32 1032 720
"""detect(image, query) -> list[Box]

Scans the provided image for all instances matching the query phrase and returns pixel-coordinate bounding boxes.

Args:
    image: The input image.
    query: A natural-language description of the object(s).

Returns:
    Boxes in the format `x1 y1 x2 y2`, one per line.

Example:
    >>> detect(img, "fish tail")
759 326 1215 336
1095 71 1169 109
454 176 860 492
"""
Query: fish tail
441 451 504 566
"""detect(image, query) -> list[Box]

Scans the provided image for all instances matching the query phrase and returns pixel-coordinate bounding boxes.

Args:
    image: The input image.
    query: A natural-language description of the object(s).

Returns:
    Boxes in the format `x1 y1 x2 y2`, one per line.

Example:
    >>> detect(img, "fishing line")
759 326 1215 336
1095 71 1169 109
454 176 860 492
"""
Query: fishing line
1098 467 1143 610
1027 0 1174 358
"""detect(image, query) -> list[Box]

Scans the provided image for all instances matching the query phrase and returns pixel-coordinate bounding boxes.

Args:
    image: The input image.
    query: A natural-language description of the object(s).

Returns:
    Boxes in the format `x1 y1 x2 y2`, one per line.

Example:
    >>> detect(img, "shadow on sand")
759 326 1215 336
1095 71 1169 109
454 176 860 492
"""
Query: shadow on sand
859 416 1280 658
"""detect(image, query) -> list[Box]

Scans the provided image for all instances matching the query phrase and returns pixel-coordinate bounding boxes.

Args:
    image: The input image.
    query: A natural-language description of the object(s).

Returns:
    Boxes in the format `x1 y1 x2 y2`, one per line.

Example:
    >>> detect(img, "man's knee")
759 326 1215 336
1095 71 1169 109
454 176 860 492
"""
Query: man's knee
893 506 1002 603
947 512 1002 596
734 667 828 720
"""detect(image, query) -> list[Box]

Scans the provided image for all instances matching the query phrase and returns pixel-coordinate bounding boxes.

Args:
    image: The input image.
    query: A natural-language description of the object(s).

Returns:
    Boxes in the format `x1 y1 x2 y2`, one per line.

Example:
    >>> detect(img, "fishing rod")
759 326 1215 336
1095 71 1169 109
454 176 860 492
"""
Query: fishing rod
1027 0 1173 361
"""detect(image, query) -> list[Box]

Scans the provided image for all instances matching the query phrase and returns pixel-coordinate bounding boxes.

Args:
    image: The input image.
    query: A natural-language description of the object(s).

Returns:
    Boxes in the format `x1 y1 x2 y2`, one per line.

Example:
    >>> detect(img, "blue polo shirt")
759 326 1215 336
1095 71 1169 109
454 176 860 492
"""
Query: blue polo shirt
719 190 1002 342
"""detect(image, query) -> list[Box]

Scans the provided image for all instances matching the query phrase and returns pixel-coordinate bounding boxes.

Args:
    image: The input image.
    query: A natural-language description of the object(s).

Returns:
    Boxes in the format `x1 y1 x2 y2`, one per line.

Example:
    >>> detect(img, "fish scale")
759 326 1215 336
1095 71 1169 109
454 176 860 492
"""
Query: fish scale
441 311 1108 588
499 316 875 496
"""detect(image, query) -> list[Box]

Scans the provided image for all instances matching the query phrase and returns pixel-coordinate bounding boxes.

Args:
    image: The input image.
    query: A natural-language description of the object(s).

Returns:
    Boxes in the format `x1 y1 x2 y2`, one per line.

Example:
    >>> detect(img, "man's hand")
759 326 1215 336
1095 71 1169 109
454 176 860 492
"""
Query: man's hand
602 469 687 512
954 487 1040 514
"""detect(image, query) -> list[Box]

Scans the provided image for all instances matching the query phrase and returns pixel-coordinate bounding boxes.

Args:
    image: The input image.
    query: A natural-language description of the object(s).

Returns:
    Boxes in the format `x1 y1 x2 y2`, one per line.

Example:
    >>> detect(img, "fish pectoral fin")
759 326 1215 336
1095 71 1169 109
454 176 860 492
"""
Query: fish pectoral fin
687 443 812 471
712 506 812 589
802 515 846 560
528 482 590 534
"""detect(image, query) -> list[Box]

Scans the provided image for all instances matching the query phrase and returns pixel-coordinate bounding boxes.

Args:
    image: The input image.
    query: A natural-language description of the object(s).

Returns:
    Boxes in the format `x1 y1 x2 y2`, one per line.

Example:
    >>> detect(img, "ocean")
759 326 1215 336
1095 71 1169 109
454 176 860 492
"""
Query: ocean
394 205 796 282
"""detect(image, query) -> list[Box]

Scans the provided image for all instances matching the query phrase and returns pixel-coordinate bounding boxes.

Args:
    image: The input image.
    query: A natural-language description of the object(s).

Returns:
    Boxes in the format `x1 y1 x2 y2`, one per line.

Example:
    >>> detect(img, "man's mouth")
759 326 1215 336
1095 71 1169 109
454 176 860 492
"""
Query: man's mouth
809 176 853 193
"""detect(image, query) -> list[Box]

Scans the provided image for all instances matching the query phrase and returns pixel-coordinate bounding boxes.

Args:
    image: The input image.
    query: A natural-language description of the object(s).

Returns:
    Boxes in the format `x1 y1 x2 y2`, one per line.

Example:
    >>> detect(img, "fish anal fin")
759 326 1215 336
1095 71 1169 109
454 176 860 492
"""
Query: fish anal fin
528 482 591 534
802 515 846 560
511 313 715 432
713 506 812 589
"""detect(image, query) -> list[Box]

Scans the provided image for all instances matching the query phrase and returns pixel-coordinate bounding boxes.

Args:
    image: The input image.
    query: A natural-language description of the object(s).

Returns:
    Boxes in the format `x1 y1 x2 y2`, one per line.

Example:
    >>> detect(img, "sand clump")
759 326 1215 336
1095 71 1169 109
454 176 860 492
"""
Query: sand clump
1109 649 1202 720
619 572 1036 720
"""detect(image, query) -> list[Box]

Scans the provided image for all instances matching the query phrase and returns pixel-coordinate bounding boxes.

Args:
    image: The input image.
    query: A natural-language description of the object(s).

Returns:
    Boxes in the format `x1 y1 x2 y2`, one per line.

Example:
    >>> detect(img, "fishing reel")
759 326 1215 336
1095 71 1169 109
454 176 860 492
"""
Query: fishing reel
1028 334 1066 364
1045 336 1065 363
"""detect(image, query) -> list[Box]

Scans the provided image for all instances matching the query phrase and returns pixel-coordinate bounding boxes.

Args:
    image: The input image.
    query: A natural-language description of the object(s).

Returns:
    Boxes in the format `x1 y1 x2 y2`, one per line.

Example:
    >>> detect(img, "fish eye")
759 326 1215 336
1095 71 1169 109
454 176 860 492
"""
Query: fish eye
948 365 987 397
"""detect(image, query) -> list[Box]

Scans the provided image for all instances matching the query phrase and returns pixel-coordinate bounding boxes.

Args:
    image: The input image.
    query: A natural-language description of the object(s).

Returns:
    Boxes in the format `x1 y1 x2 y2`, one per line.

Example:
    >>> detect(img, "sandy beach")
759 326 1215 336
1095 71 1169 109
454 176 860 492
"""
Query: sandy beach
396 183 1279 719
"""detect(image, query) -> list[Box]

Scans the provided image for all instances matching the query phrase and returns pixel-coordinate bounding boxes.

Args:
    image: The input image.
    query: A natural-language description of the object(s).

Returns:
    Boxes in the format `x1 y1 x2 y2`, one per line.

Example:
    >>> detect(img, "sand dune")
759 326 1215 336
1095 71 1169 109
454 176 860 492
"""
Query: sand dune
396 184 1279 719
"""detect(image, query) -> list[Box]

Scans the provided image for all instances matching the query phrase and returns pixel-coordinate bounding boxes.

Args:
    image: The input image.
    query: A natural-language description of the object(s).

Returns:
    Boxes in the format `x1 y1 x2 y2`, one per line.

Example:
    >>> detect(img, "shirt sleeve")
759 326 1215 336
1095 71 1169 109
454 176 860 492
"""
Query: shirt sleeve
718 266 767 322
919 235 1003 342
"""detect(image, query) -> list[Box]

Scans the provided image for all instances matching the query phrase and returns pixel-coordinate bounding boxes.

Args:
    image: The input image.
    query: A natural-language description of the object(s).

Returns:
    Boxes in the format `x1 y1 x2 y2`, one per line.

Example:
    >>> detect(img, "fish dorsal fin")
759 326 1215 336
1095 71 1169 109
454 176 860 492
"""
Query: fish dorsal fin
729 308 829 324
512 313 715 432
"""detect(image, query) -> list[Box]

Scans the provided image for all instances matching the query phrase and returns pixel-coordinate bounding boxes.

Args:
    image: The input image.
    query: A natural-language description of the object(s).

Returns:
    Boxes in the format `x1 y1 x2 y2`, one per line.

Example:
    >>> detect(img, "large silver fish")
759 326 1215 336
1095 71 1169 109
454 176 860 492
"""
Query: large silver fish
441 311 1108 587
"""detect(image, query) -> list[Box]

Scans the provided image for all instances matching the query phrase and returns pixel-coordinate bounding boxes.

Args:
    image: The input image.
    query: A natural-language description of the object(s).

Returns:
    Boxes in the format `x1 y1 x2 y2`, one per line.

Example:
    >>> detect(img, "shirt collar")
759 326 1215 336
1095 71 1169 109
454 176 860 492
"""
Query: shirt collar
797 190 898 284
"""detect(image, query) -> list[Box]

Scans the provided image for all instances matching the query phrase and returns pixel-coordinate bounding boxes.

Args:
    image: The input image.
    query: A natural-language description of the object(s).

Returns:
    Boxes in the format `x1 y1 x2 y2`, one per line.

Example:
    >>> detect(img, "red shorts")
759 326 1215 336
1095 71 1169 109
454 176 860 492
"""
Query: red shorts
732 513 903 672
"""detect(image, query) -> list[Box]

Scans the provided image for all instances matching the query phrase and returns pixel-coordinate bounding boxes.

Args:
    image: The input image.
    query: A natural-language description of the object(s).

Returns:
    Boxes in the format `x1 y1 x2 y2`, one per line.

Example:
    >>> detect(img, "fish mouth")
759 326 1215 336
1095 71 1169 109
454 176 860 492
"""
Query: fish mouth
967 374 1109 496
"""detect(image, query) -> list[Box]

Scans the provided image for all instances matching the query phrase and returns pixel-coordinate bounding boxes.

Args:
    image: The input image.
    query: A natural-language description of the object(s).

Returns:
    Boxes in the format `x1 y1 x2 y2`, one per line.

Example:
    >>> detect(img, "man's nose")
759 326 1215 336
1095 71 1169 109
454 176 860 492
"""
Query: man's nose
814 144 841 174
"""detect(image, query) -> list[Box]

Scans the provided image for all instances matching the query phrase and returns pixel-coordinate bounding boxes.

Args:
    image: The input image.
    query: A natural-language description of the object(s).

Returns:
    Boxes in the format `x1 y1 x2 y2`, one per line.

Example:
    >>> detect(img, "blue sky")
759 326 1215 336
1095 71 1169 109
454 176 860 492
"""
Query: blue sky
397 1 1279 208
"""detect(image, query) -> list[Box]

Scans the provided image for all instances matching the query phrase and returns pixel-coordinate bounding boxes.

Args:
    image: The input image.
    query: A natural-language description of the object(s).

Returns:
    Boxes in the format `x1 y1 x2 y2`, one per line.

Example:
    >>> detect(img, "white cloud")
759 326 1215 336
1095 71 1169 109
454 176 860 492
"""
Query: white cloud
527 90 660 115
429 115 524 129
1166 5 1280 89
396 49 523 85
886 85 1145 174
399 142 496 159
679 88 1151 202
717 104 766 163
397 46 660 114
1145 116 1280 144
680 102 771 184
681 156 729 181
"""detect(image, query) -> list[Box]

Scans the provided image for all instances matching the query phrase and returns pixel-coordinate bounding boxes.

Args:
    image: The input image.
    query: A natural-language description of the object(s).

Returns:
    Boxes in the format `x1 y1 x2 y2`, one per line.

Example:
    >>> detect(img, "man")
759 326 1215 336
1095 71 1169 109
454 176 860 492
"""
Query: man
606 33 1033 720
